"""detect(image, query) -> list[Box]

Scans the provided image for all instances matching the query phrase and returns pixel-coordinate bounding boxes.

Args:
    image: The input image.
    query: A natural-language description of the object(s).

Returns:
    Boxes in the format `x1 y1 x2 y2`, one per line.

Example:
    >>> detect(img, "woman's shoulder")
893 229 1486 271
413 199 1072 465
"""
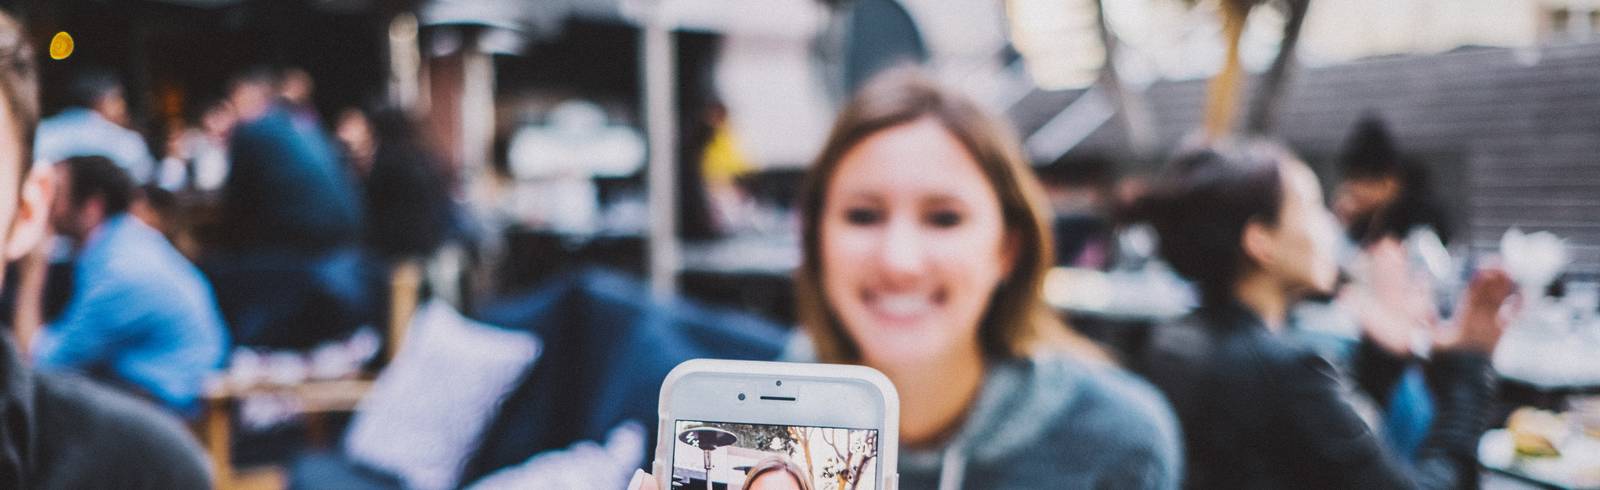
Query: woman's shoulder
1035 353 1179 442
999 354 1183 486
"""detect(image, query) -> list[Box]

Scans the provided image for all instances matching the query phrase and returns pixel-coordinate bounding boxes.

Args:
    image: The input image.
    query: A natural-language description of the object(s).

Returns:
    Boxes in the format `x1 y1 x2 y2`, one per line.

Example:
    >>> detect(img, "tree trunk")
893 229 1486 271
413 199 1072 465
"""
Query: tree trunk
1245 0 1311 135
1203 1 1253 141
791 426 817 484
1094 0 1159 159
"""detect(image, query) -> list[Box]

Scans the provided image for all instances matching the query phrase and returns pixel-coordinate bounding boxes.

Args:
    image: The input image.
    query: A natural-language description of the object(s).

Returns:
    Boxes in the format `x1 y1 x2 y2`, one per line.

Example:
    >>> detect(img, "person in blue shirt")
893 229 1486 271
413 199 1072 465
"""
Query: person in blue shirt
32 68 156 181
32 155 229 415
0 13 209 488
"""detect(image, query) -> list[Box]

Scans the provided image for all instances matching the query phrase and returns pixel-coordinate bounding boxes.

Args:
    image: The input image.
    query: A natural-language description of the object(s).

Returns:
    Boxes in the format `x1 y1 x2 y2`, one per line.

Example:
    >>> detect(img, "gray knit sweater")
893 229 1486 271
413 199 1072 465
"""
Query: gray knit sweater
784 338 1182 489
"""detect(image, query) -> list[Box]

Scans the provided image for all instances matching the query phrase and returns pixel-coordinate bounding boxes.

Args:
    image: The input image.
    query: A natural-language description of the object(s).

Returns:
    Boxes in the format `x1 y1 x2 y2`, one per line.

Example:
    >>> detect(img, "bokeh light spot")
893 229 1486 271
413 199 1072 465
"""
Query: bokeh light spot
49 32 74 60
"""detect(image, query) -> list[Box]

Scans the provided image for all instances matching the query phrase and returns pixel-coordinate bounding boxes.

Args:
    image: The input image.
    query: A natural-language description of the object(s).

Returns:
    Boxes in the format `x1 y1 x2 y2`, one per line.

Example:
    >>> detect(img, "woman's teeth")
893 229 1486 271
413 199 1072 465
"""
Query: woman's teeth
873 293 935 317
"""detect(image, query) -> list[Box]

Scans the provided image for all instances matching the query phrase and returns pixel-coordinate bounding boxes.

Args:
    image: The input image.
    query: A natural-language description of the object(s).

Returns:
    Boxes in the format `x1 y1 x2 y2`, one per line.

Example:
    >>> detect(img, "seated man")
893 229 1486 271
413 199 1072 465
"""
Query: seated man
32 155 229 414
33 67 155 181
0 10 209 487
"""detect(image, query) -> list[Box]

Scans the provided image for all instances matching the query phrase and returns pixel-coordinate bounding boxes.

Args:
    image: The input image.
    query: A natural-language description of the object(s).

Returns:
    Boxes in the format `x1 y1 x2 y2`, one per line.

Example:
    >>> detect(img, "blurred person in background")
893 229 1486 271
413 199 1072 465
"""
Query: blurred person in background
32 156 228 416
227 65 278 124
206 65 370 349
347 107 454 261
219 65 359 251
278 67 322 133
1139 141 1516 489
0 10 210 488
33 67 156 182
635 68 1181 490
156 95 235 193
334 106 377 181
1332 113 1457 458
1334 114 1452 246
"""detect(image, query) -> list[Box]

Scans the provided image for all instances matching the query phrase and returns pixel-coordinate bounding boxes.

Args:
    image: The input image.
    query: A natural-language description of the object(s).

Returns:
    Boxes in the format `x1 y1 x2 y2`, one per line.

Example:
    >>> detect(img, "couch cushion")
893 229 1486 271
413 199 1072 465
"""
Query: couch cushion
343 299 540 490
457 268 788 486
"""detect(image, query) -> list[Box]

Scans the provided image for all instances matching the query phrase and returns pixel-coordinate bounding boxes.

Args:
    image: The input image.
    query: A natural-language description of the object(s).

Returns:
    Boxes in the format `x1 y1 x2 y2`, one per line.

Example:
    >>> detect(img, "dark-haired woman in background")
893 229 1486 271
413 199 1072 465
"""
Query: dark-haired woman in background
1138 141 1515 489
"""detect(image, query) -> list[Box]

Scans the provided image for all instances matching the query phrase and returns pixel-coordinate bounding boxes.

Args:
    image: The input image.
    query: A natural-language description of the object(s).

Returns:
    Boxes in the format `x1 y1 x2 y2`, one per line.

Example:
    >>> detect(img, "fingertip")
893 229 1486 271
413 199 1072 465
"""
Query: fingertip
628 469 646 490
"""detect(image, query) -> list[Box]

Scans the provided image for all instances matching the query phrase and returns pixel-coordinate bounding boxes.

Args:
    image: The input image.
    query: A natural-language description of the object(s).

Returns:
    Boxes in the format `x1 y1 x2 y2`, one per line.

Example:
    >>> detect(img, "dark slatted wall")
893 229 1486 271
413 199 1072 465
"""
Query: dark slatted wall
1030 42 1600 275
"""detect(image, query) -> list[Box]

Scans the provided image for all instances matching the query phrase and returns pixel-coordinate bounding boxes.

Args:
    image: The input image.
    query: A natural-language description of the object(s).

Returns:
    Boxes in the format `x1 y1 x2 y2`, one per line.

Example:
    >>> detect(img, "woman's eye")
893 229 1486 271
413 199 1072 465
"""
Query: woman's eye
844 208 882 225
927 210 962 228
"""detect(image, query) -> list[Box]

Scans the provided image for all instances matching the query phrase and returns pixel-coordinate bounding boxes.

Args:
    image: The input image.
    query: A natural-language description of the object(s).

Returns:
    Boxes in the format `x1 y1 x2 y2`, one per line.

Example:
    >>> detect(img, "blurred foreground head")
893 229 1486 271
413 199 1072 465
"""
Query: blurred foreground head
0 9 52 287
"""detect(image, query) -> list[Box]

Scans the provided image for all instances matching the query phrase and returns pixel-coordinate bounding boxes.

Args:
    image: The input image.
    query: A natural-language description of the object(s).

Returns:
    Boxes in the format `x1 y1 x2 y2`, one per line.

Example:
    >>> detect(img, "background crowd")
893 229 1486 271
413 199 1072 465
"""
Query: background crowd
0 0 1594 489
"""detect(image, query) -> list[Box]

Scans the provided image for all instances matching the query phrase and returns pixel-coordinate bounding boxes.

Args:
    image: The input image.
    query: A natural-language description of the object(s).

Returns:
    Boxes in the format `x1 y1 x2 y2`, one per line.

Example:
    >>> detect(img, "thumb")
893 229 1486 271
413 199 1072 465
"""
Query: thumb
628 469 659 490
604 421 649 468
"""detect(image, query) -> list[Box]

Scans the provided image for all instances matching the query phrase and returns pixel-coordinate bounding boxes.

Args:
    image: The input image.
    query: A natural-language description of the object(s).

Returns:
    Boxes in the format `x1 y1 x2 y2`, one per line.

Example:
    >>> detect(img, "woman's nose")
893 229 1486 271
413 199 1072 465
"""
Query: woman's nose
877 218 927 278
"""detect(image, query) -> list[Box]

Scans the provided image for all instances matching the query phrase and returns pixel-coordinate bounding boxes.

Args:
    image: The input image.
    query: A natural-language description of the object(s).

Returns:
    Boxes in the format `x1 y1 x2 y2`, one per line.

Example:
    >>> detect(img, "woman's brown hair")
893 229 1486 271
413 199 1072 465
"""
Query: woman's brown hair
0 10 37 181
794 67 1102 364
741 455 812 490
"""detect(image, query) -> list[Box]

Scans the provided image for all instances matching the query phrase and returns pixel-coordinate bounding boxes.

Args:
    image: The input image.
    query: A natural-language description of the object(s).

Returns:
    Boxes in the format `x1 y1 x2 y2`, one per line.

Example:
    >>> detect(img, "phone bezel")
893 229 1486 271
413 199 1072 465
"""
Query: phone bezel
652 359 899 490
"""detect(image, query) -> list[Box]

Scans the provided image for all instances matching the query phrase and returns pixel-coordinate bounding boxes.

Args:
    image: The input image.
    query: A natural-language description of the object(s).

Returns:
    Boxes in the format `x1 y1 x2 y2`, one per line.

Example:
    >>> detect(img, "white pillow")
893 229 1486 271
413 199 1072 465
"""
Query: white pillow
344 299 541 490
464 421 647 490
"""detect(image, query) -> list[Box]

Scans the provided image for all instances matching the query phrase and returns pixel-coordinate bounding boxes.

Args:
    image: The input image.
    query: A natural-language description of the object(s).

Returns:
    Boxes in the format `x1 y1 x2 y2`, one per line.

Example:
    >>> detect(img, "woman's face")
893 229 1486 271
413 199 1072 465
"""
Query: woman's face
820 118 1015 367
1333 174 1399 225
745 470 805 490
1256 161 1342 296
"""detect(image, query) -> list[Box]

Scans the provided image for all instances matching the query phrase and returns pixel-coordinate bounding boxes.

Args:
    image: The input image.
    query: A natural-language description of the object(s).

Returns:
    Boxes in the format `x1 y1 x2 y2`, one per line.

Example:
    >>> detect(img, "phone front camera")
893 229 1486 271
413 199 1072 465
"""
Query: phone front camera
738 393 746 401
775 380 783 387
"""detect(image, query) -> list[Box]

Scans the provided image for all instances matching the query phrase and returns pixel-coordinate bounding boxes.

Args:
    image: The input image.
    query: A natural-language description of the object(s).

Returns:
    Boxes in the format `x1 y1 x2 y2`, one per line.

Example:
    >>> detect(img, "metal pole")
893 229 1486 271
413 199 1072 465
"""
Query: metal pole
643 10 680 300
387 13 422 112
703 449 714 490
462 47 495 210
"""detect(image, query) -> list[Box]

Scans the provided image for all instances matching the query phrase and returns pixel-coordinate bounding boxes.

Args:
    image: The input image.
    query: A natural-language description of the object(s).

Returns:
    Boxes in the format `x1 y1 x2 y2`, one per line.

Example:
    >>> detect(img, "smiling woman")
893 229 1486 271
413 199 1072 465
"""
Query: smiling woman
796 69 1077 369
787 68 1182 490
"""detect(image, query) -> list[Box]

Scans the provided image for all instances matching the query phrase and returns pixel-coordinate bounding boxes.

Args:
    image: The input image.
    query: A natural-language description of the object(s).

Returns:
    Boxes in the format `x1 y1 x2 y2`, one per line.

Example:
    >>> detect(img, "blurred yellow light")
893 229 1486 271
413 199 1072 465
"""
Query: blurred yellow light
49 32 73 60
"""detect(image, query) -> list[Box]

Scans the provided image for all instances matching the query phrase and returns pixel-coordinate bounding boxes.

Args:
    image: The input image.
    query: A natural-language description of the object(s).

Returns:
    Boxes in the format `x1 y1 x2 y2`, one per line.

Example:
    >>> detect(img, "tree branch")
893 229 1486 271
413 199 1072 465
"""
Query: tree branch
1245 0 1311 135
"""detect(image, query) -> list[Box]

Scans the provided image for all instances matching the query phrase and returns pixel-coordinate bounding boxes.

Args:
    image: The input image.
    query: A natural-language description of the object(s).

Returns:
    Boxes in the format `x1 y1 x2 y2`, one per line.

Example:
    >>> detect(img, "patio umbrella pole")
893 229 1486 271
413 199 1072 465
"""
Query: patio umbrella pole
642 2 680 300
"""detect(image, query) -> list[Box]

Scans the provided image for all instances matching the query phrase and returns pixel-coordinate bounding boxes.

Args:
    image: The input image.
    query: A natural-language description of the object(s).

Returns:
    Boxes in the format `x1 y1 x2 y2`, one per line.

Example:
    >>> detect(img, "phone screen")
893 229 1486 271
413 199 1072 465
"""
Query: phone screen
669 420 880 490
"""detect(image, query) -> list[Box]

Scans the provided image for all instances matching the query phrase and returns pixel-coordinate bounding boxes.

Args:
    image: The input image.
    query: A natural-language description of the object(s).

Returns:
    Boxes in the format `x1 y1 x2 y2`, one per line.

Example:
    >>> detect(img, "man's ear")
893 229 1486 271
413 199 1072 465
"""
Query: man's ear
1240 220 1275 271
5 169 54 261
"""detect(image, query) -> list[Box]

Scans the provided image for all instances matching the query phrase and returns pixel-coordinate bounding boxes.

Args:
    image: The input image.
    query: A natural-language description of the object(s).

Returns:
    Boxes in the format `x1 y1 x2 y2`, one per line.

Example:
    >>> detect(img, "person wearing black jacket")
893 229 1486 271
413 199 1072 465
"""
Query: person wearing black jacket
1138 142 1515 489
0 11 210 489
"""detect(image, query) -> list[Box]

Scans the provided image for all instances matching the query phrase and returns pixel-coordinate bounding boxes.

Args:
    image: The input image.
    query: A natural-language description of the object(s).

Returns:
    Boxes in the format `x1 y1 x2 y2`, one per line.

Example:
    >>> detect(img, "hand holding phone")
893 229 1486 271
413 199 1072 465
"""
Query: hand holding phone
628 469 657 490
648 359 899 490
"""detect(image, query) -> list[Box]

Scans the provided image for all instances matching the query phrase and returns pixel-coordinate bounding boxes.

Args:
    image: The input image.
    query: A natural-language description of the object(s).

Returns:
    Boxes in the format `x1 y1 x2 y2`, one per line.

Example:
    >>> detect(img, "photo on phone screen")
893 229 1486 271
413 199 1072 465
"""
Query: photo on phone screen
670 420 880 490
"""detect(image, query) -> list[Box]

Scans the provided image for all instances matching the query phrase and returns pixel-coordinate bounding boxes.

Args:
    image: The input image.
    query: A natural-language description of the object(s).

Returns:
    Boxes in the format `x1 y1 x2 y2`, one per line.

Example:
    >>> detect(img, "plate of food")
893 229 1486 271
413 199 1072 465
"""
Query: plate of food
1480 406 1600 489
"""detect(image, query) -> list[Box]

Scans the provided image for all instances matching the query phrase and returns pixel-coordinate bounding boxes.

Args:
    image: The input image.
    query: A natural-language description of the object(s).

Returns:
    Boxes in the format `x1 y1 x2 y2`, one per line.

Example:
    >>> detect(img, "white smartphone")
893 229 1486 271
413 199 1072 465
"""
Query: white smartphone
652 359 899 490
